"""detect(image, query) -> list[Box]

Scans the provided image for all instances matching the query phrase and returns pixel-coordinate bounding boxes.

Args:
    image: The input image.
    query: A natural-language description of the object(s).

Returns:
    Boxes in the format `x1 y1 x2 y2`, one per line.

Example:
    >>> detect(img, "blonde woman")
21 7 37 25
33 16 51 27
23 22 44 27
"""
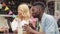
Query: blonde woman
11 4 30 34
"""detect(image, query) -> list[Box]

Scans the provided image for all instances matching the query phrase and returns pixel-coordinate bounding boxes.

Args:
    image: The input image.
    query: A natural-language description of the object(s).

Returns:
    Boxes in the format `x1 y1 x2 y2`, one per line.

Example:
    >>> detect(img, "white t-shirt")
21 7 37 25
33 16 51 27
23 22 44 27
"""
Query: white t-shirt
11 18 20 31
11 18 29 34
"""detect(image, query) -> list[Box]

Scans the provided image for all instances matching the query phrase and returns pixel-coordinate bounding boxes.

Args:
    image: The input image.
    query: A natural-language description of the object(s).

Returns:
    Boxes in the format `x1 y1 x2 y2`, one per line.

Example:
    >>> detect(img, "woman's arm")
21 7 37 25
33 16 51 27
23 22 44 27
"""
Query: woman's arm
13 30 18 34
11 19 18 34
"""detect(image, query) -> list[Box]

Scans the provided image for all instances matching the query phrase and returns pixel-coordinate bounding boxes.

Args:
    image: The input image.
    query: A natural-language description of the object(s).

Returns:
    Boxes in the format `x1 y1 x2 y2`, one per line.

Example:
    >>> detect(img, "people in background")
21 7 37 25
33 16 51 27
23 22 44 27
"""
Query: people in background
23 2 59 34
11 3 30 34
0 16 9 34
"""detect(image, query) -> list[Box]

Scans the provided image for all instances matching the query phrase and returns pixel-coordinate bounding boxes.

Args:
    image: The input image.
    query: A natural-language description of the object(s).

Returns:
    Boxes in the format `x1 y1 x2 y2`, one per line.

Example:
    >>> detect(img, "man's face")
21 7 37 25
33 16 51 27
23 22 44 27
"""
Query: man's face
31 6 42 18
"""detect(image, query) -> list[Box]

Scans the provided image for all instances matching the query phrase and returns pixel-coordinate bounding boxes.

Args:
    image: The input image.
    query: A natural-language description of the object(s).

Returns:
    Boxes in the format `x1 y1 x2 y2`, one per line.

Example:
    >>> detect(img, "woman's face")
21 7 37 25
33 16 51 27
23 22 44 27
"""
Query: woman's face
18 8 23 15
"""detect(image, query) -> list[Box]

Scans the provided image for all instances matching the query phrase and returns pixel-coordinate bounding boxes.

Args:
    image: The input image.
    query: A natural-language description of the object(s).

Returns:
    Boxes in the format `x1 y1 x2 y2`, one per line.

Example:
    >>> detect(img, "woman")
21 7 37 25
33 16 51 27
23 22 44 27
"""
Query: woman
11 4 30 34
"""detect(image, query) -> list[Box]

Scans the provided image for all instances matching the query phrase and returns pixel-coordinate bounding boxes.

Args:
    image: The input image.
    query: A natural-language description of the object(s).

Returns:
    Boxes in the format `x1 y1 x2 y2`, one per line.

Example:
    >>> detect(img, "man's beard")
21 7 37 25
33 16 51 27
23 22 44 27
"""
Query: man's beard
32 13 40 18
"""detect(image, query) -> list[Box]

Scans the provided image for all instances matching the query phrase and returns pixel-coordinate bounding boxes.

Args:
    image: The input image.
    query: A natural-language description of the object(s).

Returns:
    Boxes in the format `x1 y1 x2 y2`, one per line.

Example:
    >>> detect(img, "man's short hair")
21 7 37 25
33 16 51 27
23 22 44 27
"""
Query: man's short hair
32 2 45 10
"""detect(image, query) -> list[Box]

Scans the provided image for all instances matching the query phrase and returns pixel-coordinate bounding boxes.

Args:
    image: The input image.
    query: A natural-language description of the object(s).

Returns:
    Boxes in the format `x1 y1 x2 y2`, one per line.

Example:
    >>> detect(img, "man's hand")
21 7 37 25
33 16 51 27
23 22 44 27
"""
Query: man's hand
22 24 45 34
22 24 34 33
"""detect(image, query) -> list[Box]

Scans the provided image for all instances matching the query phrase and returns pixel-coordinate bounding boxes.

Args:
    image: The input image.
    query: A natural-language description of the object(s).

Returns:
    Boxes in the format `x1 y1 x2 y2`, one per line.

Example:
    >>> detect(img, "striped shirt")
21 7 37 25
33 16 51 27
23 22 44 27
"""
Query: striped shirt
40 13 59 34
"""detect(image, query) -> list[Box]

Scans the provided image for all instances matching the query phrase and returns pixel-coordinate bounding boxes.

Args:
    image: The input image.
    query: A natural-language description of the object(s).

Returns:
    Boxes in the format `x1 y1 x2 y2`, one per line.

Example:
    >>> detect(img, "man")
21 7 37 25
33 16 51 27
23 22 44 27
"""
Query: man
23 2 59 34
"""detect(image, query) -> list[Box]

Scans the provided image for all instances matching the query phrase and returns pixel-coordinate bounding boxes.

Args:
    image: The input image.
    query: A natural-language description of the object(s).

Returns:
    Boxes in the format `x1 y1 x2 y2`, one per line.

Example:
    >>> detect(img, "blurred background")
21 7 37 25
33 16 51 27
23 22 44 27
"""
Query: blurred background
0 0 60 34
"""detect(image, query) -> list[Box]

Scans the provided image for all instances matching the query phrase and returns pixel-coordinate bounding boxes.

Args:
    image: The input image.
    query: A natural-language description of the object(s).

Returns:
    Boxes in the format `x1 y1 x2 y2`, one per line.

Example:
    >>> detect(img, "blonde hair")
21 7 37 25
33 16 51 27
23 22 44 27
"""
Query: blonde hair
18 4 30 20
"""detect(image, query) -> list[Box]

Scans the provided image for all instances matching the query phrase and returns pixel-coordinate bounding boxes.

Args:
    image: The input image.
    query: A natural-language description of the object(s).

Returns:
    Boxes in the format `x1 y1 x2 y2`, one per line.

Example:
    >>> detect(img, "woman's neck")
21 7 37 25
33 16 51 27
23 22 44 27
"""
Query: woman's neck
17 14 29 21
17 14 23 20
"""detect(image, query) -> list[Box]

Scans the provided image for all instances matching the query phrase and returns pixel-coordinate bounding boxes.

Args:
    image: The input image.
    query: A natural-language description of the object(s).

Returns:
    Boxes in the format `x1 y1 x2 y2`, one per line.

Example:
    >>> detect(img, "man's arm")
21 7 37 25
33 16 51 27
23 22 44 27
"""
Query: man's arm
23 24 45 34
31 29 45 34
